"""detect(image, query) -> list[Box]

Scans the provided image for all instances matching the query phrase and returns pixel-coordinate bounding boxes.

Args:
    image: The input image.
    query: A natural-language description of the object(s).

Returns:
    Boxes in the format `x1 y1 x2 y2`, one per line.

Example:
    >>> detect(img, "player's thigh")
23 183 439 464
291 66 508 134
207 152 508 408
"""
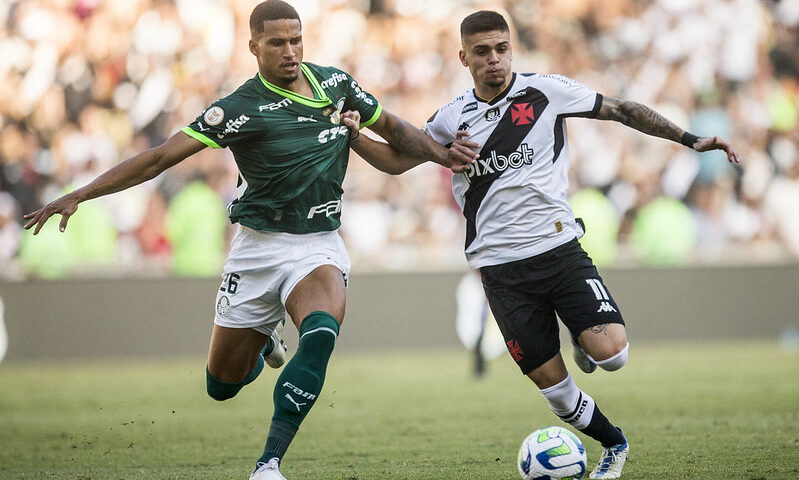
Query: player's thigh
209 227 293 379
214 227 290 332
553 255 627 361
282 231 350 328
285 265 346 327
207 324 269 382
480 262 560 375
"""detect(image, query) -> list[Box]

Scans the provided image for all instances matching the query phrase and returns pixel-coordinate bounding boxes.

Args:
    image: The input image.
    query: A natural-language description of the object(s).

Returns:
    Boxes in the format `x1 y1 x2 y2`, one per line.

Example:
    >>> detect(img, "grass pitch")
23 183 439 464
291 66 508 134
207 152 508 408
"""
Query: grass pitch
0 341 797 480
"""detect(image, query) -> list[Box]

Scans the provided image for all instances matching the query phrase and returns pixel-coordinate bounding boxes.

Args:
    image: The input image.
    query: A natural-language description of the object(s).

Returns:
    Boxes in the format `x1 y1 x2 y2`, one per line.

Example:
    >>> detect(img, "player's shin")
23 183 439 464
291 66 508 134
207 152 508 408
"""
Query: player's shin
539 374 625 448
257 311 339 466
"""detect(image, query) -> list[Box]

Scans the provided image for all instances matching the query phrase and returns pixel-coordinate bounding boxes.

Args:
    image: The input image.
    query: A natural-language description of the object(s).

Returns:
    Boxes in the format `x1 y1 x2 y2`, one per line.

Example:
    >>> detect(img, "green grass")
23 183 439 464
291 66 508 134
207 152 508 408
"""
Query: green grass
1 341 798 479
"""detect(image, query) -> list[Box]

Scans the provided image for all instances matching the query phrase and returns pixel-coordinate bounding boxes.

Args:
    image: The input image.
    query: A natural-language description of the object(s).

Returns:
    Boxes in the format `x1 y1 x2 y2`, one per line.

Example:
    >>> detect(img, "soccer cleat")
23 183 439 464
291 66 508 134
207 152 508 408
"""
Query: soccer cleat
250 458 287 480
264 320 288 369
571 339 597 374
589 439 629 479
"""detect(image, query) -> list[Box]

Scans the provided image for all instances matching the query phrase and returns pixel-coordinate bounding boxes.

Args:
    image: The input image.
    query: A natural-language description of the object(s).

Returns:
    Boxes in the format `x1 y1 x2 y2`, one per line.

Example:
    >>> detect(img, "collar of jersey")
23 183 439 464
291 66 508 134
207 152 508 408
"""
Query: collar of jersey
473 73 517 105
258 64 331 108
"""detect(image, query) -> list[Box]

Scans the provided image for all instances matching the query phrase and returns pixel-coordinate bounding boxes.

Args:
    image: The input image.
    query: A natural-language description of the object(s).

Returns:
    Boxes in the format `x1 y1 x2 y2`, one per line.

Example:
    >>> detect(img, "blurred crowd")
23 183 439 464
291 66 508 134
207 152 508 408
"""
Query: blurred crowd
1 0 798 279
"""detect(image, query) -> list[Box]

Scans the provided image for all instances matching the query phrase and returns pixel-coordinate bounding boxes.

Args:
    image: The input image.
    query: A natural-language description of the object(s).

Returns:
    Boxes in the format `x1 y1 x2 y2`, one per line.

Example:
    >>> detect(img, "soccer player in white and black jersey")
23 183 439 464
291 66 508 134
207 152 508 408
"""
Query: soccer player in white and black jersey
346 10 739 479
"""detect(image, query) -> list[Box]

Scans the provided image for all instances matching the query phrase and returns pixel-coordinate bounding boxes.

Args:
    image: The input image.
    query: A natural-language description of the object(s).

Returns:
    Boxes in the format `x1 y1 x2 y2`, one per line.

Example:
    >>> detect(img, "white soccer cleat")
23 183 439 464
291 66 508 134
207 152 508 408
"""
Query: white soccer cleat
264 320 288 368
589 440 629 479
571 339 597 374
250 458 287 480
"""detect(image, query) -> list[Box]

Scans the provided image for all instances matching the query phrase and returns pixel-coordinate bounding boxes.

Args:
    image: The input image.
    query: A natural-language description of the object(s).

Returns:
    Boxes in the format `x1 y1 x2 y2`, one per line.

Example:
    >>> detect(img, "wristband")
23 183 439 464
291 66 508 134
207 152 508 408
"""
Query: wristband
350 131 360 143
681 132 699 148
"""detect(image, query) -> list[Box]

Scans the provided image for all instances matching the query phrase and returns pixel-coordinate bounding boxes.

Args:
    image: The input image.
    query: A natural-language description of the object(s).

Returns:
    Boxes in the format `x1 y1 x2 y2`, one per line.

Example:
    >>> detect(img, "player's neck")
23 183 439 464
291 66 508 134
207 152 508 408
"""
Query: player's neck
474 75 513 103
261 68 315 98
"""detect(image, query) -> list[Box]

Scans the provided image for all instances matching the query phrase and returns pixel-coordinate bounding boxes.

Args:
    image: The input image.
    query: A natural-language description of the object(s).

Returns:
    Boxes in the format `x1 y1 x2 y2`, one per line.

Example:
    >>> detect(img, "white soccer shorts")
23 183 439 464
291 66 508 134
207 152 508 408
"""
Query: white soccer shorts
213 225 351 336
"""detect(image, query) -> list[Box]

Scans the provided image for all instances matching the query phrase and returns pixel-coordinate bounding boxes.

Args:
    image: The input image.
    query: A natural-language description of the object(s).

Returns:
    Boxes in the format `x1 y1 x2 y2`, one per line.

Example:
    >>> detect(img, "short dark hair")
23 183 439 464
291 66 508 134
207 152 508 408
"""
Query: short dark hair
250 0 301 36
460 10 509 38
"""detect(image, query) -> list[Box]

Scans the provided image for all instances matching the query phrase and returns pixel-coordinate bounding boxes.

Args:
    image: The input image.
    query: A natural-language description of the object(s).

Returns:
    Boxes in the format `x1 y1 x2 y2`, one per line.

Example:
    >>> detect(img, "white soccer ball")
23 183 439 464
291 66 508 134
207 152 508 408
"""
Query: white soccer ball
517 426 587 480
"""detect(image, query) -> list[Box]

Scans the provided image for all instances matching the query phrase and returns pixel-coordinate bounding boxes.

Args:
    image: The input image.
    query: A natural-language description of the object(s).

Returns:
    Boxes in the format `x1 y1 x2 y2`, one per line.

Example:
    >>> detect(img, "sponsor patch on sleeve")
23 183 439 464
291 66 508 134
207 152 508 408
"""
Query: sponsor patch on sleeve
203 106 224 126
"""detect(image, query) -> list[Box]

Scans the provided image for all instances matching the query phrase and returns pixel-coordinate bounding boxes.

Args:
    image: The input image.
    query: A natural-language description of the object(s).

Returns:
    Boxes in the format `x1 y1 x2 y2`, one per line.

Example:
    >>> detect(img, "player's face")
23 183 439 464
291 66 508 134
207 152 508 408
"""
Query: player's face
459 30 513 95
249 19 304 87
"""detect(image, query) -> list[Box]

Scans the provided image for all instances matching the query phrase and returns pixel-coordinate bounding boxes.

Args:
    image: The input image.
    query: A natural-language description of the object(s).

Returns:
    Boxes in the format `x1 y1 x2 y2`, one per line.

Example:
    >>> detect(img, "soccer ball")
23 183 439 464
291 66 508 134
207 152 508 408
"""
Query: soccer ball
517 426 587 480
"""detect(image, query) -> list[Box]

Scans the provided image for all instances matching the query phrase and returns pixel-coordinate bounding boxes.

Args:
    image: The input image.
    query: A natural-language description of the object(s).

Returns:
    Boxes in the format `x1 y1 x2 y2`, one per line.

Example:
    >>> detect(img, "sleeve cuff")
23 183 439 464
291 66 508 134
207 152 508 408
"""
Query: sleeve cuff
181 126 222 149
360 104 383 128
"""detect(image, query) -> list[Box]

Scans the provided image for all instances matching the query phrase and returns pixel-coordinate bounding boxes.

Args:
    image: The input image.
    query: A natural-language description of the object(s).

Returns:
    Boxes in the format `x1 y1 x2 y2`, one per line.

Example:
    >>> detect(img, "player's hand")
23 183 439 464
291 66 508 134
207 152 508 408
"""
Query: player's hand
340 110 361 141
693 136 740 164
23 193 80 235
449 130 480 173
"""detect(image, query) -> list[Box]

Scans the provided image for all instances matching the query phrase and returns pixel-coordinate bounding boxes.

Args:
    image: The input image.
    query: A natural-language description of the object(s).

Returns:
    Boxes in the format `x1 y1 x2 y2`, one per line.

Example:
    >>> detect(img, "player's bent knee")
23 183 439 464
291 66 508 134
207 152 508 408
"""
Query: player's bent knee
594 342 629 371
206 367 245 401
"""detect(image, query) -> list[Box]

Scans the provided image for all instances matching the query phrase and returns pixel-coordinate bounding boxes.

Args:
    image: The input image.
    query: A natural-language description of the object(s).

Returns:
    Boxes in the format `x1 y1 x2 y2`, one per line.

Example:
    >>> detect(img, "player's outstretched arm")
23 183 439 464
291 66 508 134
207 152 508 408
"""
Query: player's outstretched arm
24 131 205 234
596 96 739 164
358 110 474 174
340 110 420 174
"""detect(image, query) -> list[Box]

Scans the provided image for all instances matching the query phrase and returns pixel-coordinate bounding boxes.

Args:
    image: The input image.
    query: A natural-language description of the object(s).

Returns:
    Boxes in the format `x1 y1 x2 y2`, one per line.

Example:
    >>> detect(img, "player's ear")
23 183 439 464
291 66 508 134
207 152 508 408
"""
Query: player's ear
459 49 468 67
249 38 258 56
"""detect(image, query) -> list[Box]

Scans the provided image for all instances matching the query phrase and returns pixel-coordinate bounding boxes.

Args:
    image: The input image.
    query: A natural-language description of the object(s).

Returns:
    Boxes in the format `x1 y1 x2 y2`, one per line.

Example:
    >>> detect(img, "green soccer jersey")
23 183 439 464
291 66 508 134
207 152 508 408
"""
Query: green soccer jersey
182 63 382 234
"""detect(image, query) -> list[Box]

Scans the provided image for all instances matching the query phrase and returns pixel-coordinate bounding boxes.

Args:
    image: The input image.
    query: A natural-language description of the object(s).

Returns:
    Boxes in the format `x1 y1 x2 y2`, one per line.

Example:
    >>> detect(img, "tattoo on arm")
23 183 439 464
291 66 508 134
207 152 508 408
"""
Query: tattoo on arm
387 117 445 163
589 324 609 335
597 96 684 143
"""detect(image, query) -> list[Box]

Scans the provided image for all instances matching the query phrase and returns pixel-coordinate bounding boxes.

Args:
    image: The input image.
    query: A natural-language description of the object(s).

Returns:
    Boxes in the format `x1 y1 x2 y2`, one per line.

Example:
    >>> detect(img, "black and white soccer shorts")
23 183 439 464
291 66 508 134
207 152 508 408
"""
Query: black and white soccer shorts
479 238 624 374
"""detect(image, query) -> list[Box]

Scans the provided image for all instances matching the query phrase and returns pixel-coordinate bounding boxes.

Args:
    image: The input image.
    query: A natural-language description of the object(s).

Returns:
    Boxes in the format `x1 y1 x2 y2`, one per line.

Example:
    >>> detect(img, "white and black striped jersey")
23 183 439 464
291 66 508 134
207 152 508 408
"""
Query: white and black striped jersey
424 73 603 268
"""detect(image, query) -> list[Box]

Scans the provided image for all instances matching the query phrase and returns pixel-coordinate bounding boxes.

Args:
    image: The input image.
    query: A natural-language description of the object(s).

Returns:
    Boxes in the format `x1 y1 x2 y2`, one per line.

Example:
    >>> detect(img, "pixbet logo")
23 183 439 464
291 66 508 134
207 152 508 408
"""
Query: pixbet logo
465 143 535 180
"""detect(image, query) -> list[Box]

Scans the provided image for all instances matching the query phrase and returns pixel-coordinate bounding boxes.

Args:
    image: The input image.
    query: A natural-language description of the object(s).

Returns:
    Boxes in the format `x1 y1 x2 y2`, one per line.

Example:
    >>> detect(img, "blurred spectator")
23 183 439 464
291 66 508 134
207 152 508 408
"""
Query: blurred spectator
165 178 227 277
569 189 620 267
1 0 798 280
631 196 696 266
17 186 117 278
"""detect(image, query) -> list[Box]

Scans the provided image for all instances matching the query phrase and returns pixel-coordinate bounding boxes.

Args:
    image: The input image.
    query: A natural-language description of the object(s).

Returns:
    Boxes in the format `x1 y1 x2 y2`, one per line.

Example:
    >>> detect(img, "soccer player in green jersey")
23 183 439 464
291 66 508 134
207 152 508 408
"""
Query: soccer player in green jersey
24 1 469 479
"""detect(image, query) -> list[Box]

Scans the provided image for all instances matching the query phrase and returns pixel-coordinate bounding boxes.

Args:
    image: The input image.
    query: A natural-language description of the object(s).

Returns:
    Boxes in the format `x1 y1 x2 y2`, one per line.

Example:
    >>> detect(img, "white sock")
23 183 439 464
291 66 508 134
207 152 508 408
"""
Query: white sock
539 374 596 430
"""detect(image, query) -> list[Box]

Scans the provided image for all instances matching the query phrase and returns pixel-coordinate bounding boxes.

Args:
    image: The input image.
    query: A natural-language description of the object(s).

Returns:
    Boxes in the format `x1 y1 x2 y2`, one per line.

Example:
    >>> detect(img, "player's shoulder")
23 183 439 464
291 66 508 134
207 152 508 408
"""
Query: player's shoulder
519 72 586 89
197 75 261 126
215 75 263 105
427 89 474 123
303 62 353 88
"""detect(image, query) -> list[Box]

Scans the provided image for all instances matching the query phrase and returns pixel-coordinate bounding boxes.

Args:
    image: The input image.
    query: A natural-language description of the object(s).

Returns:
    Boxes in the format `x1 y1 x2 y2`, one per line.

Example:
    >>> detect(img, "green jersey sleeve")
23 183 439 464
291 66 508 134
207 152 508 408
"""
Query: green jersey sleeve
346 76 382 128
181 89 261 149
316 66 382 128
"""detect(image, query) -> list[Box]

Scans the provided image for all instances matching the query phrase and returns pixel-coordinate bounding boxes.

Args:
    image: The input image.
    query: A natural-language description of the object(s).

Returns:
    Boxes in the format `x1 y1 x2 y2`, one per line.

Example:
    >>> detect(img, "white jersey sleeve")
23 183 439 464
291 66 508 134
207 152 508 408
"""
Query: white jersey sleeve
423 93 472 147
535 74 602 117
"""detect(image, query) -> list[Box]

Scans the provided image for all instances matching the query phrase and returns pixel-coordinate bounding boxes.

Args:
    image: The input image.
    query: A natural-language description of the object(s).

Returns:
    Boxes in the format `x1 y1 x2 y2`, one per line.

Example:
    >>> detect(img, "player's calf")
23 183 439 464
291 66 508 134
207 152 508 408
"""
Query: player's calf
539 374 626 449
256 311 339 468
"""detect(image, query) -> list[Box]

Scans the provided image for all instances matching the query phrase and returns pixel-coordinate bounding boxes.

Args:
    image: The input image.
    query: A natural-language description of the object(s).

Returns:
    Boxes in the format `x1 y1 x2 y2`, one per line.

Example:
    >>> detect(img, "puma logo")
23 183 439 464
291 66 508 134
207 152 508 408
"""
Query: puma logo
285 393 306 411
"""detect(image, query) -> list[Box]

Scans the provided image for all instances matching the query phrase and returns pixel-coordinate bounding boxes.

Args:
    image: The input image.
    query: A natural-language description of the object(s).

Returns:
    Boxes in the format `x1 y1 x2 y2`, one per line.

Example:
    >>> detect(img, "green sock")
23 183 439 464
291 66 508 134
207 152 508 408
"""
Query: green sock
257 311 339 465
